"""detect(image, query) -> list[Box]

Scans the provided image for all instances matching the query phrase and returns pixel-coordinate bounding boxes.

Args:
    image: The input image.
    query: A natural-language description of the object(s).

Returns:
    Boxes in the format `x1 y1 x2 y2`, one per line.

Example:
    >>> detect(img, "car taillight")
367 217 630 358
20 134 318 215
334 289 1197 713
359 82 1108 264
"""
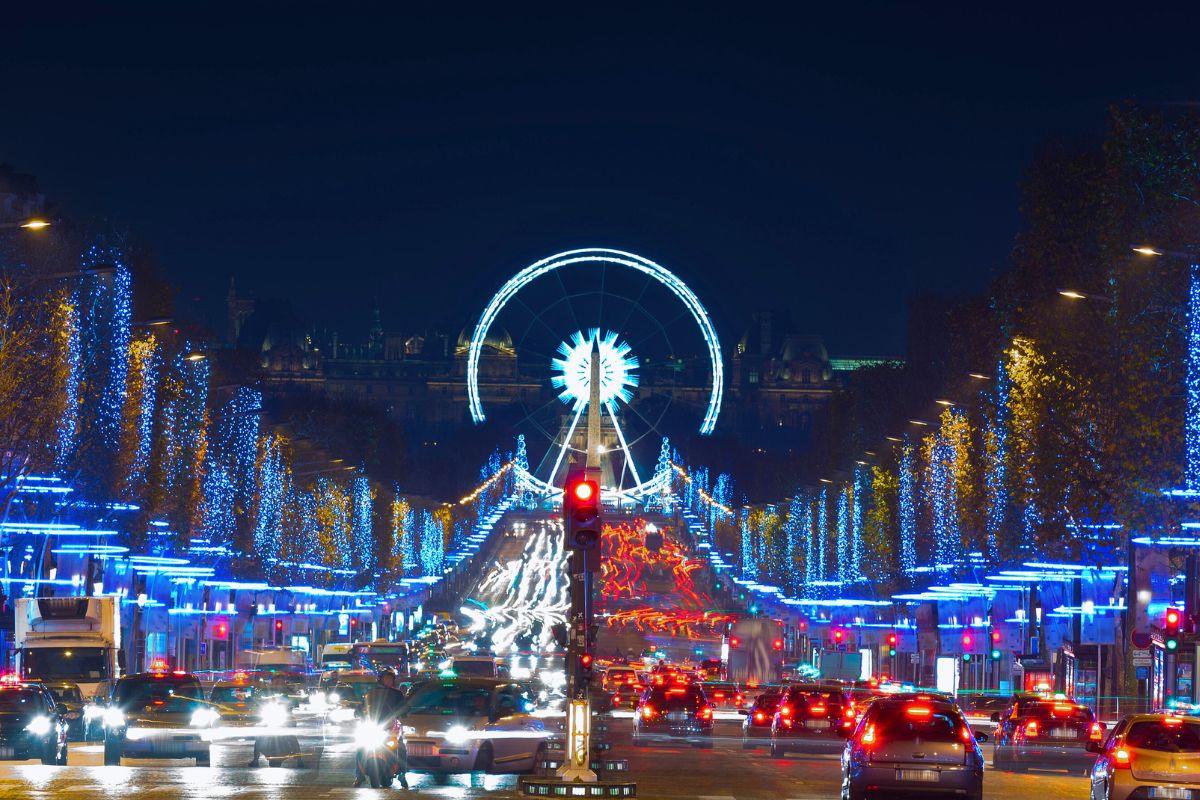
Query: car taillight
641 705 656 719
843 707 856 720
754 711 766 722
960 727 972 743
860 723 877 747
1024 720 1038 738
809 704 827 716
1113 748 1132 769
735 693 744 704
1089 722 1103 741
697 706 713 721
779 704 792 717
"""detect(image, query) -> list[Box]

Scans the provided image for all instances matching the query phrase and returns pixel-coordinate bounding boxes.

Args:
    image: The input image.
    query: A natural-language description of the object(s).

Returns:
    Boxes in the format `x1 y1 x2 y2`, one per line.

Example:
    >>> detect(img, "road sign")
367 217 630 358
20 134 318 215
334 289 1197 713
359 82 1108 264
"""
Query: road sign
1135 666 1150 680
1132 648 1152 667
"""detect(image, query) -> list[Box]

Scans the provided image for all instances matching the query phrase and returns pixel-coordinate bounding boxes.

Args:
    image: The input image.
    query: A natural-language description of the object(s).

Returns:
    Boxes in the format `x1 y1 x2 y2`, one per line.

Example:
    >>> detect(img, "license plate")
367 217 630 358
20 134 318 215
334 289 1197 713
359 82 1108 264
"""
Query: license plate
1150 789 1193 799
1050 728 1075 739
408 743 434 757
806 720 830 730
897 769 939 782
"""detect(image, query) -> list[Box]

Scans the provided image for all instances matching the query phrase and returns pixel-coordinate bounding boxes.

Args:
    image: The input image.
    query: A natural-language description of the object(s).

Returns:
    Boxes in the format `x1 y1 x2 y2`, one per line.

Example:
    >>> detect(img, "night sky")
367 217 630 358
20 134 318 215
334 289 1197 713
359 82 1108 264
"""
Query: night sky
6 4 1200 356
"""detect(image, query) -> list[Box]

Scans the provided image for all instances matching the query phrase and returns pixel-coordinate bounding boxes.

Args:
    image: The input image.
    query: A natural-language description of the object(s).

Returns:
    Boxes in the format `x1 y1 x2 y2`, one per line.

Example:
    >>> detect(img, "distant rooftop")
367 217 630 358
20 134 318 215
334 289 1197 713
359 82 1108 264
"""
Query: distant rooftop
829 357 903 372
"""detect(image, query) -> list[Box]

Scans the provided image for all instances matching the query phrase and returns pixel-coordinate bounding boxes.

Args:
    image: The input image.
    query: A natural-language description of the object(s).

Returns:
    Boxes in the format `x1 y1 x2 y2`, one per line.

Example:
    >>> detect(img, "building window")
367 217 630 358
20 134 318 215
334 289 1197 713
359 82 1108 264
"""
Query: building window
749 371 759 384
801 369 811 384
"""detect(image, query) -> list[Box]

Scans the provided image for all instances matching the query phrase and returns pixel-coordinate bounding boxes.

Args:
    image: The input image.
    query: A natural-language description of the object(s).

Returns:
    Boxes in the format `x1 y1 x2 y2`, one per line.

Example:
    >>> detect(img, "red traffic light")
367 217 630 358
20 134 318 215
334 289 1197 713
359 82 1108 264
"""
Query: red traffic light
833 629 845 643
275 620 284 631
573 481 596 501
992 631 1002 643
214 622 228 638
772 639 784 650
887 633 898 646
580 654 593 668
962 633 973 647
1167 609 1182 627
729 636 740 648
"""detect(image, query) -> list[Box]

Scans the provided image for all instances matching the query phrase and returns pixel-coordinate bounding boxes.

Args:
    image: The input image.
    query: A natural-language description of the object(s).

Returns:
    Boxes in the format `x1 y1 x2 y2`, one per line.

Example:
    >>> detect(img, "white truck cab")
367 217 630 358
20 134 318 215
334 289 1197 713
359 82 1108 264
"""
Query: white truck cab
15 597 123 702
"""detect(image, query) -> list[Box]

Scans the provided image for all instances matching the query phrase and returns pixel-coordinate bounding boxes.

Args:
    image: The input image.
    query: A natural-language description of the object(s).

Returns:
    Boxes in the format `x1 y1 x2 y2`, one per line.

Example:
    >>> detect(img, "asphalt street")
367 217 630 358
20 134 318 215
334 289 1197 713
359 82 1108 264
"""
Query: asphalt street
0 716 1094 800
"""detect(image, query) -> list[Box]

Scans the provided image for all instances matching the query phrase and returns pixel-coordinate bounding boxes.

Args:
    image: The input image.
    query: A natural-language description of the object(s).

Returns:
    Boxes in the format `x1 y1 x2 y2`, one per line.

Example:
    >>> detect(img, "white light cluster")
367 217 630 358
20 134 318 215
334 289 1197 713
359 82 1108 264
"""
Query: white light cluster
550 329 638 408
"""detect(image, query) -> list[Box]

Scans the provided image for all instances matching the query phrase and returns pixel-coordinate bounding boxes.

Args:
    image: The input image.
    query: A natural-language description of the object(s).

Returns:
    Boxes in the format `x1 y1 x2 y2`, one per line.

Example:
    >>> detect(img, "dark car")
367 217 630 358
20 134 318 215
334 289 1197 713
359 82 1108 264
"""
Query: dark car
700 681 744 710
102 667 215 765
633 683 714 748
741 692 780 749
610 681 642 711
841 695 986 800
993 699 1102 774
0 679 68 764
43 681 85 741
770 683 855 756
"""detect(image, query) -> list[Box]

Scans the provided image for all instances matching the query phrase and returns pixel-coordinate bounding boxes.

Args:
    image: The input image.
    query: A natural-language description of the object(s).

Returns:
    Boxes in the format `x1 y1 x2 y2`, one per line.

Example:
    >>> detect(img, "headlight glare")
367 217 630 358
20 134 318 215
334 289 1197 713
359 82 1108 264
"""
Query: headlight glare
25 715 52 736
355 722 387 749
260 702 289 728
190 707 220 728
445 724 471 745
102 707 126 729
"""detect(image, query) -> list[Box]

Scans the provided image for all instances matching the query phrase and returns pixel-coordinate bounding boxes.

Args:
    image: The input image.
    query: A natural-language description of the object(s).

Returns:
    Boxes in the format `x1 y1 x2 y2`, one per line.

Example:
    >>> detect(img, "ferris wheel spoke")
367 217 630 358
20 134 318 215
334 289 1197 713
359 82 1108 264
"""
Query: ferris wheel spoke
606 401 644 489
511 293 570 344
612 271 653 335
547 402 586 488
596 262 606 330
627 306 691 352
553 266 584 335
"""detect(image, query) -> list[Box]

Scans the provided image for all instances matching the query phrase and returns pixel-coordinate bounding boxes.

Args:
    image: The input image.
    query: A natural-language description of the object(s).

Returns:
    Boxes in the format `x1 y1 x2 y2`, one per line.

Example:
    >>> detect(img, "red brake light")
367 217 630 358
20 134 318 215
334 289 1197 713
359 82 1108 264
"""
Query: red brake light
960 726 972 743
809 704 827 716
860 723 877 746
844 707 856 720
772 639 783 650
754 711 766 722
905 706 932 717
641 704 656 719
730 636 740 648
1089 722 1104 740
1113 748 1132 769
1025 720 1039 738
1164 717 1185 727
779 704 792 717
697 706 713 720
1053 703 1073 714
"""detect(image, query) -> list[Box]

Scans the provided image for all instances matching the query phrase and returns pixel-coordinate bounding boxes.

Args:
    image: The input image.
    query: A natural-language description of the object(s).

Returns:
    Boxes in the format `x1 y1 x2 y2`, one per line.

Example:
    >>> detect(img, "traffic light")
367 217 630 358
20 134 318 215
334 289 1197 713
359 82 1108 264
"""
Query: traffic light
961 631 973 649
211 619 228 640
275 620 284 632
1166 608 1182 651
772 638 784 650
563 471 601 553
887 632 897 657
832 628 845 645
577 653 594 686
991 648 1002 660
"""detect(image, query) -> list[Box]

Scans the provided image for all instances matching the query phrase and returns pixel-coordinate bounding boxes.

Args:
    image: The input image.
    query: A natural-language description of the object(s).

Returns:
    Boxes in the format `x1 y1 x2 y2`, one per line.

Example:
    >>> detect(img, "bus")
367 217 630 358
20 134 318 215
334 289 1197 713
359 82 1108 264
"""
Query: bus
725 618 784 686
350 640 411 673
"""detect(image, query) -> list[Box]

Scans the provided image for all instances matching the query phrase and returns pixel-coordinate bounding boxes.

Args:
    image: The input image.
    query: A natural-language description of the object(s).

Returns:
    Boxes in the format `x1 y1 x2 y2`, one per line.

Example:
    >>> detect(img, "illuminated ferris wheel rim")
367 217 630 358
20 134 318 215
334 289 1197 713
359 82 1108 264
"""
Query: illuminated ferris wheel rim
466 247 725 435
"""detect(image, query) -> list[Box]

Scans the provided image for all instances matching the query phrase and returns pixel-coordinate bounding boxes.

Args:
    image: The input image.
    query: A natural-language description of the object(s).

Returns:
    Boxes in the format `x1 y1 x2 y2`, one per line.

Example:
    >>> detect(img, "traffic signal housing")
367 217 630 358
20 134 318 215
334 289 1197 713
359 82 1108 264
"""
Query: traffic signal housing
887 632 897 657
1166 608 1182 651
563 471 601 553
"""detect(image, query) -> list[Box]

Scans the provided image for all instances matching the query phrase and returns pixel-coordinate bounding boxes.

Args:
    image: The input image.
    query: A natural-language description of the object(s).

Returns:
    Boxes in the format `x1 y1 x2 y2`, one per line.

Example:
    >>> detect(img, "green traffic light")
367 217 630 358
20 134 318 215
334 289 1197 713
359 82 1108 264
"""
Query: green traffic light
888 648 897 657
991 649 1002 660
1168 639 1179 651
962 653 970 662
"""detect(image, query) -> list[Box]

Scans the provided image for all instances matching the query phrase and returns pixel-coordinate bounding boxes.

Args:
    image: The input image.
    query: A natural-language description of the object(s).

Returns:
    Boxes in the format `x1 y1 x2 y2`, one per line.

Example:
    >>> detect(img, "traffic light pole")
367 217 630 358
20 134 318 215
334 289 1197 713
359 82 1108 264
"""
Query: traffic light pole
559 542 597 782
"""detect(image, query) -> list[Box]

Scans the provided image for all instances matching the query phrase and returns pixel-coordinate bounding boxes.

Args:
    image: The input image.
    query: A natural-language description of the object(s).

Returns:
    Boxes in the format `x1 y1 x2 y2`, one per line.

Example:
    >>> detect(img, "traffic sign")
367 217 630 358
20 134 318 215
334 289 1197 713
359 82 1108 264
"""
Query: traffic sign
1132 648 1152 667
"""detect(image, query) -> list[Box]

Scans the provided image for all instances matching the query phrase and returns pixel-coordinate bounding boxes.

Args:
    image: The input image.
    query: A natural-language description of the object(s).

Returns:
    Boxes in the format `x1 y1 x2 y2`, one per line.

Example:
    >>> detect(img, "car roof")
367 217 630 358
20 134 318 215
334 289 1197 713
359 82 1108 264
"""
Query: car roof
1122 713 1200 723
123 671 199 681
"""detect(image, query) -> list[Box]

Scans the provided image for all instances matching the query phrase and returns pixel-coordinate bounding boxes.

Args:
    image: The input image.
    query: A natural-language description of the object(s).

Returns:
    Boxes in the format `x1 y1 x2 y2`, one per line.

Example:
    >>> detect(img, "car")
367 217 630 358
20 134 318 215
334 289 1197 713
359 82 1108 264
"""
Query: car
449 656 502 678
610 681 643 710
42 681 86 741
740 691 781 749
960 692 1011 738
323 670 380 719
770 683 855 756
603 666 640 692
633 682 714 748
1088 712 1200 800
0 676 68 764
102 663 215 765
700 681 744 710
991 692 1051 744
208 675 303 767
398 678 548 773
992 699 1102 774
841 695 986 800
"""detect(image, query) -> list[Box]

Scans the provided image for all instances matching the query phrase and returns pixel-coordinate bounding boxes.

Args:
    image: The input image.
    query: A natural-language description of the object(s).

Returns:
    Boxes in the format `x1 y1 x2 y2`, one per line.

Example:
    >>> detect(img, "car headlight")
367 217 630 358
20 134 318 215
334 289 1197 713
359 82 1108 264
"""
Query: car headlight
328 692 340 704
355 722 387 749
83 704 104 721
260 702 289 728
444 725 471 746
103 707 126 729
25 716 52 736
190 708 220 728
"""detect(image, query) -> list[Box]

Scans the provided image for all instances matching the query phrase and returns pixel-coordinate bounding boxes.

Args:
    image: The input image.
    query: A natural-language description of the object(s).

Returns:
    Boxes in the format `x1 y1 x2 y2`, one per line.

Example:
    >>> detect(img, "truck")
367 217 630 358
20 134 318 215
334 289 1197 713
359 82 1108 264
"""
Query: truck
15 596 123 702
725 617 784 686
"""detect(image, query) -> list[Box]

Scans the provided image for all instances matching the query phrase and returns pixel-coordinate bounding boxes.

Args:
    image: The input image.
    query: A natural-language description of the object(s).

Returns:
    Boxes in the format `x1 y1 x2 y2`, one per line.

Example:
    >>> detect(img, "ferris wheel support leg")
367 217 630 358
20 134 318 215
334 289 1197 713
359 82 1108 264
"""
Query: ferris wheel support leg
548 402 586 488
605 402 644 489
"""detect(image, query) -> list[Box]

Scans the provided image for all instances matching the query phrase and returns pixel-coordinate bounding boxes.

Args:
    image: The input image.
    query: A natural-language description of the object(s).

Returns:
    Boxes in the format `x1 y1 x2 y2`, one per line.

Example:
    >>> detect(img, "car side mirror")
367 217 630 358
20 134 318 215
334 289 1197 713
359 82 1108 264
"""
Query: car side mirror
989 712 1000 723
975 732 989 743
1085 740 1103 754
737 709 749 716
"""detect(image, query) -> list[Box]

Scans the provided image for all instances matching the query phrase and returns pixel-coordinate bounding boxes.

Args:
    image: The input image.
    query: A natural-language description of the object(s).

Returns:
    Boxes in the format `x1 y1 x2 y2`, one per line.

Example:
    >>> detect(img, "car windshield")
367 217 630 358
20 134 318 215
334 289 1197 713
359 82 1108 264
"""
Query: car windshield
210 685 261 703
1028 703 1093 724
48 685 82 705
873 704 964 742
788 689 843 706
334 681 375 700
453 661 495 677
0 689 45 712
755 694 781 711
647 687 705 710
405 684 493 717
115 677 205 712
1127 721 1200 752
21 647 108 681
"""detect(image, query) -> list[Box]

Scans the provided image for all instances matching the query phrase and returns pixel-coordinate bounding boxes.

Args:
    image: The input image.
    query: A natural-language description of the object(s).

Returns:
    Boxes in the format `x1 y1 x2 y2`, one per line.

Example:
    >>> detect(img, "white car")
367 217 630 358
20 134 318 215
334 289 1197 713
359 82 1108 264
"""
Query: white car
398 678 548 773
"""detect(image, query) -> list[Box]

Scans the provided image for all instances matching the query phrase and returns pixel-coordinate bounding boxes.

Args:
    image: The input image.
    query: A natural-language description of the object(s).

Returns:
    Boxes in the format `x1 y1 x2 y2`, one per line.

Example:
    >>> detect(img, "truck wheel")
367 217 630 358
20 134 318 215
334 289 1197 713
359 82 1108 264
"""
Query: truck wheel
103 736 122 766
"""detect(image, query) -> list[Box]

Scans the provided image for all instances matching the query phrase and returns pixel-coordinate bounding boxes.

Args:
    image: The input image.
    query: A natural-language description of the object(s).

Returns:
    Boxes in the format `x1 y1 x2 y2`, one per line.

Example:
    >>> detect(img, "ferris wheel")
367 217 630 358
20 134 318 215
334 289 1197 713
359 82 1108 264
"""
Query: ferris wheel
465 248 724 501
